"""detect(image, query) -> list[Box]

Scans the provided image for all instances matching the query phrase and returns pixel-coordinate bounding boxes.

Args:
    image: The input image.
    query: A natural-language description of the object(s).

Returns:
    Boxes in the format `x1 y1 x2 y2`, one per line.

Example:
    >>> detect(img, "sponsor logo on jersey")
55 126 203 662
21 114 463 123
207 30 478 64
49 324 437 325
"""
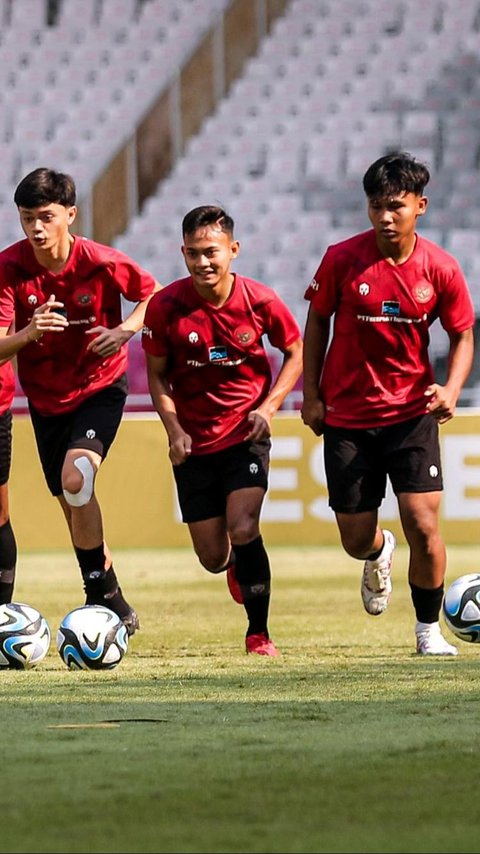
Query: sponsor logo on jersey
209 345 228 362
381 300 400 316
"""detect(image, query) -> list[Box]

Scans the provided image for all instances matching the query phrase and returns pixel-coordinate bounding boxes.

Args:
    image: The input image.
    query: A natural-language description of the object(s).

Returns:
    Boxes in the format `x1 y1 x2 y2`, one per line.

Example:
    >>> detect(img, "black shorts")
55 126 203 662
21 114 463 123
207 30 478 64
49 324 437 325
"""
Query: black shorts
173 439 270 523
0 410 12 487
323 414 443 514
28 376 127 496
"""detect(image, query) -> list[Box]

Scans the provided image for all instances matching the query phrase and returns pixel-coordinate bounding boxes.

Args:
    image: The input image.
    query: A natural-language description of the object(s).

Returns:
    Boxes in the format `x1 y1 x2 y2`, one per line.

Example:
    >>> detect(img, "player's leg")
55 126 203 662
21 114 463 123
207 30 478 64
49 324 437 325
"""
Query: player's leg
0 485 16 605
388 413 456 654
398 490 456 655
28 380 139 634
221 439 277 655
225 485 278 656
174 442 277 655
335 510 396 616
0 411 17 604
173 450 232 571
323 424 394 615
63 383 138 634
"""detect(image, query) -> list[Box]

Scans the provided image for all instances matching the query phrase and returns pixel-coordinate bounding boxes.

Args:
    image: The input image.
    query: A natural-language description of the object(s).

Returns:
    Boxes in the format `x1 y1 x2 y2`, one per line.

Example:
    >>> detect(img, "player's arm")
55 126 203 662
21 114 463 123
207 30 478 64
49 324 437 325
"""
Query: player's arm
145 352 192 465
247 337 303 441
85 280 163 357
301 304 331 437
425 327 474 424
0 296 68 361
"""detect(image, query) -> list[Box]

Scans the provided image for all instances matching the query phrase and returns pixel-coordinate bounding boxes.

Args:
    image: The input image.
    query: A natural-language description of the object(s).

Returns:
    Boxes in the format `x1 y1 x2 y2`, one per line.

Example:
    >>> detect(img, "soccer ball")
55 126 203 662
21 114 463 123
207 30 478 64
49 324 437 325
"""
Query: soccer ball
0 602 51 669
443 573 480 643
57 605 129 670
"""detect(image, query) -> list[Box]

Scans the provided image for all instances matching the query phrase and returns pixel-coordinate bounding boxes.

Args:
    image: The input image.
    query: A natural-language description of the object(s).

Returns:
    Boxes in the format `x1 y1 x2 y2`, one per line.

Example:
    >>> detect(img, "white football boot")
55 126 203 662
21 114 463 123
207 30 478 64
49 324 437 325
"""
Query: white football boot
361 529 395 615
415 621 458 656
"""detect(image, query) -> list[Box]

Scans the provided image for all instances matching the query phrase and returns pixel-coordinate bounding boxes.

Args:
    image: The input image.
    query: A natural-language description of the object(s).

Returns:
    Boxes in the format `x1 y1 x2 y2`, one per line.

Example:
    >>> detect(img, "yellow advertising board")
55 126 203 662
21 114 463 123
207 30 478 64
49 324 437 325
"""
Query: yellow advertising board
9 411 480 549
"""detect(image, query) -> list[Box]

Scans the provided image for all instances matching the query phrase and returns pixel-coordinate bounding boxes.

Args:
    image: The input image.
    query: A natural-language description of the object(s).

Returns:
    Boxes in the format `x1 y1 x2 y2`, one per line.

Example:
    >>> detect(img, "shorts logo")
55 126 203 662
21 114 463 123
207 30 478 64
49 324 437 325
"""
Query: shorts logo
382 300 400 316
249 462 259 475
359 282 370 296
209 346 228 362
86 429 96 439
235 325 254 345
414 284 434 303
188 331 199 343
28 294 38 305
429 465 439 478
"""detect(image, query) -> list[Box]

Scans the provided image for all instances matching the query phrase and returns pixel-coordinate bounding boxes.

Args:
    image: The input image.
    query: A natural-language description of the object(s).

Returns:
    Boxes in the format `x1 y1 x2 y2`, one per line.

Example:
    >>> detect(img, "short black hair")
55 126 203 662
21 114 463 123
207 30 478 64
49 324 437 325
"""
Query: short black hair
182 205 234 237
362 152 430 199
14 168 76 208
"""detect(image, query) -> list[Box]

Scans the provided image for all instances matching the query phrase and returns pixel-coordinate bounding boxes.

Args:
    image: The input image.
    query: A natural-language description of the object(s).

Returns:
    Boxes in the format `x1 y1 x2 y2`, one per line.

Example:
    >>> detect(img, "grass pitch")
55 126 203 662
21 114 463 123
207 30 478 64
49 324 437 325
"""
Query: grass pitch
1 545 480 854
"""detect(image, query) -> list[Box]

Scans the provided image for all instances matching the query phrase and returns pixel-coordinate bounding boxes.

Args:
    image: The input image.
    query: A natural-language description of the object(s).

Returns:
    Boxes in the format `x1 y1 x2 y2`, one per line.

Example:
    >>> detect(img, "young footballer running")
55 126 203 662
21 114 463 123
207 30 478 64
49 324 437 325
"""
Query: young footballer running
0 167 161 634
302 151 474 656
142 205 303 656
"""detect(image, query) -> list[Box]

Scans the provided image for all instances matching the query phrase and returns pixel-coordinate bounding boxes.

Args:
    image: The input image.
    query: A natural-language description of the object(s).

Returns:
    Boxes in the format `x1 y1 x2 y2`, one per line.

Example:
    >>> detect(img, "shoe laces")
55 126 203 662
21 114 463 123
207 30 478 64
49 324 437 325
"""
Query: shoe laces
363 564 389 591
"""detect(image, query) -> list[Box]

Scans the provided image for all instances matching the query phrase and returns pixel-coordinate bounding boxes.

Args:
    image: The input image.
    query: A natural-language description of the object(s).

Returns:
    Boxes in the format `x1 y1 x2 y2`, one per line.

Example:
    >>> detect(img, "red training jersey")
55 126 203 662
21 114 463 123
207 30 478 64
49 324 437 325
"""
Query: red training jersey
0 237 157 415
304 229 475 428
142 274 301 454
0 289 16 416
0 363 15 416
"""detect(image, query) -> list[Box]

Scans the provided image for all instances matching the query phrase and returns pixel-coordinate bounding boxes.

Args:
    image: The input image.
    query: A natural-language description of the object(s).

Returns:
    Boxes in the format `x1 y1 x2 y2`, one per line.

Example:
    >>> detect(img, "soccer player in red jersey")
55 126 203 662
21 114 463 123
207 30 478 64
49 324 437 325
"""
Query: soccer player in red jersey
142 205 303 656
302 151 475 656
0 168 161 635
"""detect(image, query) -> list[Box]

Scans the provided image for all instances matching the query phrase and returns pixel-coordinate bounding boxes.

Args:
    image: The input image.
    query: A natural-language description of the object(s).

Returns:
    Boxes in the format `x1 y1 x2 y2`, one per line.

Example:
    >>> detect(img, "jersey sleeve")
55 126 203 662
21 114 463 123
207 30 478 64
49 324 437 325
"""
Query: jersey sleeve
0 265 15 329
110 249 158 301
263 290 302 350
303 246 339 317
437 264 475 333
141 291 168 357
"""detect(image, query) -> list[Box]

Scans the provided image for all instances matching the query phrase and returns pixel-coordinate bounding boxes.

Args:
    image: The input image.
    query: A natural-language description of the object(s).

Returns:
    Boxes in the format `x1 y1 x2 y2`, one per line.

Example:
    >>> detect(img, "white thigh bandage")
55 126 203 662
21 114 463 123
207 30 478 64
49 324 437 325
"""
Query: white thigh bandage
63 456 95 507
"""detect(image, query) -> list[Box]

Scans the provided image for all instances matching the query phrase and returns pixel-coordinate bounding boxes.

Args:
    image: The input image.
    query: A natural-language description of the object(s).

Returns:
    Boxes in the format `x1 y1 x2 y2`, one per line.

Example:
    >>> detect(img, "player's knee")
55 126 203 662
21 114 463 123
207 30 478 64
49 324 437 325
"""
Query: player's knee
197 549 230 574
62 456 96 507
229 520 259 545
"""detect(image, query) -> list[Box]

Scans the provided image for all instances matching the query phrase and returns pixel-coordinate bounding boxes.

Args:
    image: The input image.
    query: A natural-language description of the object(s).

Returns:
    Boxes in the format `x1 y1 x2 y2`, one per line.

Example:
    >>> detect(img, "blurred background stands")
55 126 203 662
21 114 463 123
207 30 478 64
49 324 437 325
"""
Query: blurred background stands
1 0 480 408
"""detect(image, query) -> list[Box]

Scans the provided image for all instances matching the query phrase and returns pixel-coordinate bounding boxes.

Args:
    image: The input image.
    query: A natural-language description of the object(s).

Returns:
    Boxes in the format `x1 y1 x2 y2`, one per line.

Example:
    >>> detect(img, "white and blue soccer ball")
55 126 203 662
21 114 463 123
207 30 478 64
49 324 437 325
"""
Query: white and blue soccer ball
0 602 51 669
443 573 480 643
57 605 129 670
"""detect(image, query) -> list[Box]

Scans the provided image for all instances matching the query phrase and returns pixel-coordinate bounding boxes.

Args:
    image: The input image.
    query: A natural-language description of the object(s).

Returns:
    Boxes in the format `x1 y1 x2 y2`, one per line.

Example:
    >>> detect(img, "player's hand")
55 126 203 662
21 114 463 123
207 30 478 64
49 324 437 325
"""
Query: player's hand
169 433 192 466
27 294 69 341
246 411 271 441
301 398 325 436
85 326 129 357
425 384 457 424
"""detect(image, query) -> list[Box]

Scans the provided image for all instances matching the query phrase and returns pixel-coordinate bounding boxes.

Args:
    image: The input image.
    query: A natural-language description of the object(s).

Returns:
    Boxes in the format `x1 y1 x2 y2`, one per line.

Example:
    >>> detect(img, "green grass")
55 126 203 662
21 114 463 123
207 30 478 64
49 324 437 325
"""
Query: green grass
1 545 480 853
